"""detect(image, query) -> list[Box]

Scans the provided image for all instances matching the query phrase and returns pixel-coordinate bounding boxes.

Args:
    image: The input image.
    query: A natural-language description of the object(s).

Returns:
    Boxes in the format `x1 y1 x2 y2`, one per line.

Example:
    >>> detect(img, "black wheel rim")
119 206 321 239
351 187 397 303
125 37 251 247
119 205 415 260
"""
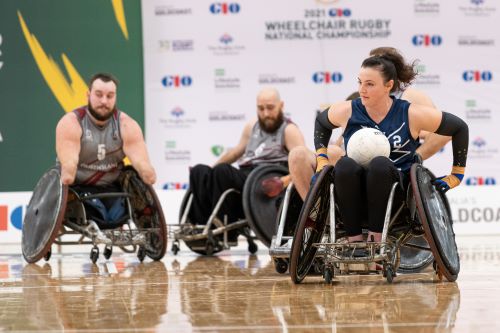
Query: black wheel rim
290 166 332 283
411 164 460 281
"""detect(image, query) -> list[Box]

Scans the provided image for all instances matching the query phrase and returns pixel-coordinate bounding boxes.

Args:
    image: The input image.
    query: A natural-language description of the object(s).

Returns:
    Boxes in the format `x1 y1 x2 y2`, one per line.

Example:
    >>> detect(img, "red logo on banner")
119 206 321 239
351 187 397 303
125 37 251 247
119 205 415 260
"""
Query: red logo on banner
0 206 7 231
0 263 9 279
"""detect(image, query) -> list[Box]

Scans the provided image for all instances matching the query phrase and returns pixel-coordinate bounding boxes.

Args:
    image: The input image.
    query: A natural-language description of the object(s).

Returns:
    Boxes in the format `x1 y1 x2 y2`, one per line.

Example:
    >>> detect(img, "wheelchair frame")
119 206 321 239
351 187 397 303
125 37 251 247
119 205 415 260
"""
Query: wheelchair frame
22 167 167 264
170 164 289 255
170 188 257 255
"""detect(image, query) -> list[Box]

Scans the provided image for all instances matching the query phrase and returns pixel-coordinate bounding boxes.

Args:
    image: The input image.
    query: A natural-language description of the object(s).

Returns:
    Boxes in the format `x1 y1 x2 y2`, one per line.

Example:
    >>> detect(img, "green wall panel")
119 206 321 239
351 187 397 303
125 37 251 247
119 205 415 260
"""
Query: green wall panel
0 0 144 191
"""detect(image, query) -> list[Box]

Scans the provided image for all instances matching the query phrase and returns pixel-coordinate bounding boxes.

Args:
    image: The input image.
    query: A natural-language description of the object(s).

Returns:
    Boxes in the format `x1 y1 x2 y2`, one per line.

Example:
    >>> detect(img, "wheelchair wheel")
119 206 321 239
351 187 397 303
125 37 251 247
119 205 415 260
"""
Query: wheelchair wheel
289 166 333 284
144 183 168 261
242 164 289 247
178 189 224 256
22 168 68 263
398 235 434 273
120 166 167 261
411 164 459 281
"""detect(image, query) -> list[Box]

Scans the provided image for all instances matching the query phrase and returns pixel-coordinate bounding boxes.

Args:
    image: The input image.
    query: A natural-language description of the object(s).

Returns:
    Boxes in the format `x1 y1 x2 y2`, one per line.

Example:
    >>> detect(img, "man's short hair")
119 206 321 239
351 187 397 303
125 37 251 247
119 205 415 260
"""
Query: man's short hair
89 73 119 90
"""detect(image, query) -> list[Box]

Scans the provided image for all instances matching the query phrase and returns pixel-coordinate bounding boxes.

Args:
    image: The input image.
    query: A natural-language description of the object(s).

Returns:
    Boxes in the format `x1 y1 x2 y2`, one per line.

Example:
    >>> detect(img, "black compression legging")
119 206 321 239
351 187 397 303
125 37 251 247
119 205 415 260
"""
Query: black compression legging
333 156 405 237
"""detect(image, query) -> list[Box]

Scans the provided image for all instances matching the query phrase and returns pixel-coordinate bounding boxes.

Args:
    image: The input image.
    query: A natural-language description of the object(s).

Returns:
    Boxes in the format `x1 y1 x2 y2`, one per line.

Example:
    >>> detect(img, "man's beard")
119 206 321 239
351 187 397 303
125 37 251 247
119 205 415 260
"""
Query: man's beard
258 111 284 133
88 103 116 122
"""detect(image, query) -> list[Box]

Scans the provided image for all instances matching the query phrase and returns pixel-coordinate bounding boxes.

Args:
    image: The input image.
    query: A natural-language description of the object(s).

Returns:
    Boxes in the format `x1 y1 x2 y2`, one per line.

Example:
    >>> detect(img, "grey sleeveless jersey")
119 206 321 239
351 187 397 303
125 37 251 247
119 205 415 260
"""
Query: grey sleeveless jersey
237 118 290 168
65 107 125 186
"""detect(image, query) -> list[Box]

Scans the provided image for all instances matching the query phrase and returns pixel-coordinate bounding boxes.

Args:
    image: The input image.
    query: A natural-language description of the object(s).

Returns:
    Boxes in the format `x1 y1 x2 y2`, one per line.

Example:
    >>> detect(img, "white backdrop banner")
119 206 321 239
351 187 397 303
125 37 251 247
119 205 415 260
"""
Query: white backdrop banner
142 0 500 194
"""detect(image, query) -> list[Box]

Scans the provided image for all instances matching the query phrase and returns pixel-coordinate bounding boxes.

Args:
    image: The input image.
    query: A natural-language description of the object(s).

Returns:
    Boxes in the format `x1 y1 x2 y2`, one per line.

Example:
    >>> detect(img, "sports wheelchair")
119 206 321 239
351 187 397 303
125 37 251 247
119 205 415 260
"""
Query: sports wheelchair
285 163 459 284
170 164 288 255
270 184 434 276
22 166 167 264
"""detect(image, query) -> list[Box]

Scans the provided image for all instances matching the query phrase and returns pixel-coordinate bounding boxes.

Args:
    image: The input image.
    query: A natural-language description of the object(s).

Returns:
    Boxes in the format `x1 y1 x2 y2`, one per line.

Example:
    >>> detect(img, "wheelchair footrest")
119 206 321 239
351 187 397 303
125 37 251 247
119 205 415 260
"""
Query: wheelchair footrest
173 220 248 241
314 241 395 264
64 220 153 247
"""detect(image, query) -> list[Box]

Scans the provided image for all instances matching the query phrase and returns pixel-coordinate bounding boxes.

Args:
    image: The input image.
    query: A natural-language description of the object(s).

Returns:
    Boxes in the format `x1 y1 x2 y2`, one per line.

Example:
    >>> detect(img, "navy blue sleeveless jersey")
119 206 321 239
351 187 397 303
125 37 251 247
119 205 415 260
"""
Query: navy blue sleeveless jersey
343 97 419 172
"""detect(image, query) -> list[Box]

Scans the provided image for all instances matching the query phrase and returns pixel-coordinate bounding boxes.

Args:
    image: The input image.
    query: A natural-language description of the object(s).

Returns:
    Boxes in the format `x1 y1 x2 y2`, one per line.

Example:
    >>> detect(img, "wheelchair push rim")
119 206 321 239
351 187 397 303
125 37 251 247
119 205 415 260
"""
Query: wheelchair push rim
121 166 168 261
289 166 333 284
22 168 68 263
411 164 459 281
242 164 289 247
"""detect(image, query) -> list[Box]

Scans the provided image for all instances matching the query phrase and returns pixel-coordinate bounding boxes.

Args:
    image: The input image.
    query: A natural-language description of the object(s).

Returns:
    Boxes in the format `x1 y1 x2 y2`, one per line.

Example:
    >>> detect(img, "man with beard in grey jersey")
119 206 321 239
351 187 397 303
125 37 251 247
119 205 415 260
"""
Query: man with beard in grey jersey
188 87 305 243
55 73 156 221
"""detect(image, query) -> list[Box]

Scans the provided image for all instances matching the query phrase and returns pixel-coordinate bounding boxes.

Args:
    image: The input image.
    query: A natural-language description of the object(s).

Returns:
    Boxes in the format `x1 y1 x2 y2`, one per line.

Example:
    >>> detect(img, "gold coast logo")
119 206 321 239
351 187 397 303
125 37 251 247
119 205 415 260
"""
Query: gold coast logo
17 1 129 113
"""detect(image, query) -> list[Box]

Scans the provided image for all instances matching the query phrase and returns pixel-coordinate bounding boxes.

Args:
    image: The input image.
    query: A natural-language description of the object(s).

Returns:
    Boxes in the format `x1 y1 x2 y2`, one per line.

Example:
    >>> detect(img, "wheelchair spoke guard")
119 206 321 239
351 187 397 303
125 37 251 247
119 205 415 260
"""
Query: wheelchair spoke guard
22 168 68 263
411 164 459 281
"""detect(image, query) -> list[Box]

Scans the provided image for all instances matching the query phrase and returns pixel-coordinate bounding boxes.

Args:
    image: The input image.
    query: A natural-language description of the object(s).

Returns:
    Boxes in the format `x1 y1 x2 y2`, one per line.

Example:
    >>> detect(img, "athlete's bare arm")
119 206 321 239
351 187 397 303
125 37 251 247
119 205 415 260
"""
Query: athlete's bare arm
56 113 82 185
215 119 255 165
120 113 156 185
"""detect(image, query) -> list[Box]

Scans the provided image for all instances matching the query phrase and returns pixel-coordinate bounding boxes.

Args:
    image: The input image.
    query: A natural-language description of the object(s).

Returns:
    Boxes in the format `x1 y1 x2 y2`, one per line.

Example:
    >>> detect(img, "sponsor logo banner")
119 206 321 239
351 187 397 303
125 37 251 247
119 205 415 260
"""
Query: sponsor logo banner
208 34 246 56
159 107 197 129
155 6 192 16
459 0 496 17
465 100 492 121
162 75 193 88
258 74 295 85
468 137 499 160
414 0 440 15
209 110 245 121
214 68 241 90
158 39 194 52
415 64 441 86
458 36 495 46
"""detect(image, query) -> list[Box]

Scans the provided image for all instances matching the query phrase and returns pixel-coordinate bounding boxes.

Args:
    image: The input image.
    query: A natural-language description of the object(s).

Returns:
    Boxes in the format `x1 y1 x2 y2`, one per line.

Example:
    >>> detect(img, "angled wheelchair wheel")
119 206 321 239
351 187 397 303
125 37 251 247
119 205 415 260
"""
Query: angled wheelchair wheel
411 164 459 281
242 164 289 247
178 188 224 256
289 166 333 284
121 166 167 261
398 235 434 273
22 168 68 263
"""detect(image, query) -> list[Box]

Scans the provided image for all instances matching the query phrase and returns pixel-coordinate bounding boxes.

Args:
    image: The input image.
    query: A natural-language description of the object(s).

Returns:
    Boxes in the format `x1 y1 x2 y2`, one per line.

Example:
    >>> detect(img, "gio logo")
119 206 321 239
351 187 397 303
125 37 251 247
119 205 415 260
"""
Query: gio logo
462 70 493 82
328 8 352 17
0 205 24 231
210 3 240 14
162 75 192 87
412 35 442 46
171 107 184 118
312 72 343 84
220 34 233 44
471 0 484 5
465 177 496 186
163 182 189 190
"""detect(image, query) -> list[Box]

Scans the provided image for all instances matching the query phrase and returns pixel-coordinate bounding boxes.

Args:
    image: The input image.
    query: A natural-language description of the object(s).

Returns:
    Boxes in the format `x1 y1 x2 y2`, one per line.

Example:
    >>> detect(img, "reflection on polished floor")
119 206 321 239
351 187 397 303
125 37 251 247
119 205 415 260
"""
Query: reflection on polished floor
0 235 499 333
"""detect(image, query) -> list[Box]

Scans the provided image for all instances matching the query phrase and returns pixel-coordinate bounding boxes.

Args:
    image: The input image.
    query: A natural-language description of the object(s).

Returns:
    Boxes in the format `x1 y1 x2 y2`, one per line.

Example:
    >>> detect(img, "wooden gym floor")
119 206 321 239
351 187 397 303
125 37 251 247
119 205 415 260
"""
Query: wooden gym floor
0 235 498 333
